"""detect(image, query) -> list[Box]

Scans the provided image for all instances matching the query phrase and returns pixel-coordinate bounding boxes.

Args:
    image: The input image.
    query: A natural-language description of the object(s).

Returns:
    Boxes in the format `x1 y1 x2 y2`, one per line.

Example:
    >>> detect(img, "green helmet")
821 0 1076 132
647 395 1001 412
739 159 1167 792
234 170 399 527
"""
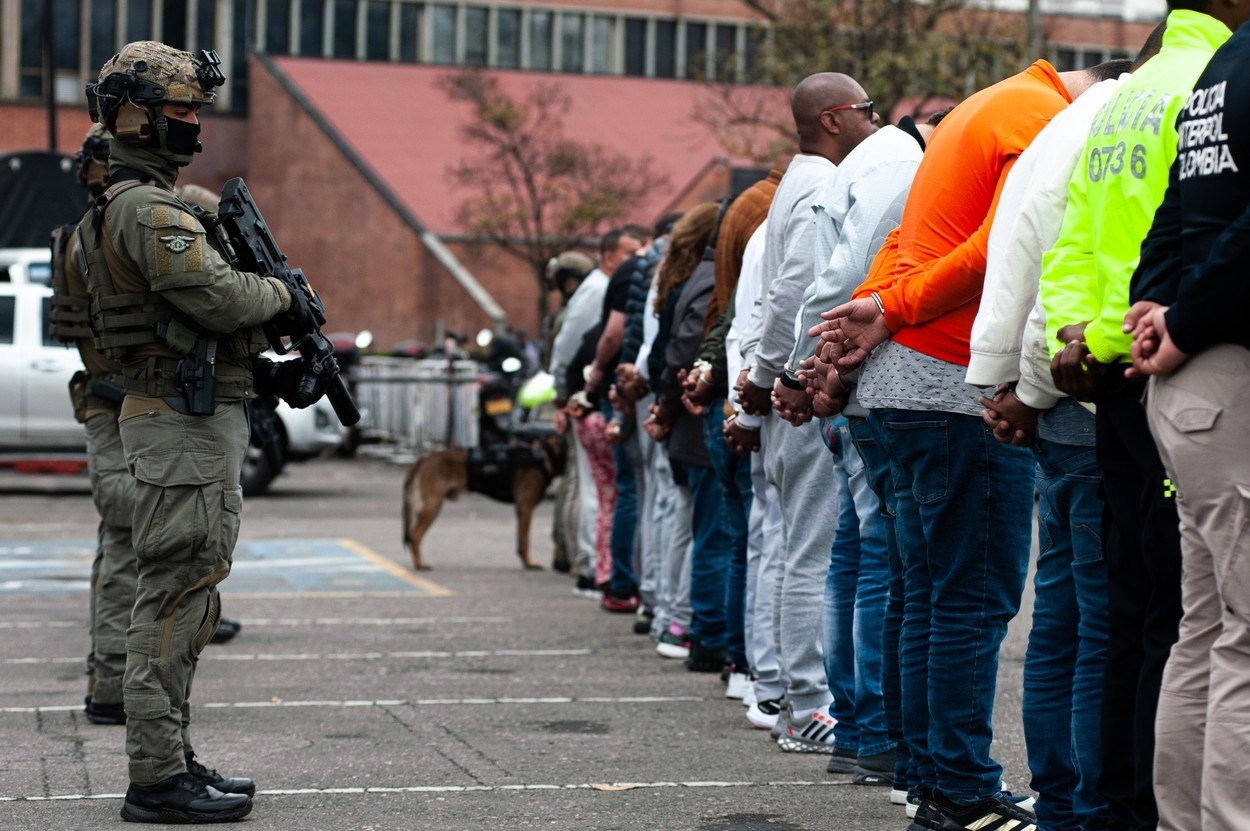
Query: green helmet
88 41 225 148
517 371 556 411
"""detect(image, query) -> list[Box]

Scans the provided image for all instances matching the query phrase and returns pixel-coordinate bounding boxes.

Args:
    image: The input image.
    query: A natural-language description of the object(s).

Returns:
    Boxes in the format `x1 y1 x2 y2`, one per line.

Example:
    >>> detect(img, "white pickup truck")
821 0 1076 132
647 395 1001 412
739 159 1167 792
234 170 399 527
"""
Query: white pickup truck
0 282 85 451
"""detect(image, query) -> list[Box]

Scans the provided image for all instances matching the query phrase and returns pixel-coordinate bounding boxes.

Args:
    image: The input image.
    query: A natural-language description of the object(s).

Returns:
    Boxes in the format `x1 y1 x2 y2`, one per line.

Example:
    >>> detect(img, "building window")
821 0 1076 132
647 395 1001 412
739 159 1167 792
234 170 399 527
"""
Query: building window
529 10 552 70
496 8 520 68
299 0 326 57
559 13 583 72
195 0 217 53
399 2 420 61
90 0 117 71
744 26 765 81
266 0 291 53
624 17 645 77
715 23 736 80
55 0 81 68
365 0 389 60
685 21 706 80
464 6 488 66
332 0 356 58
590 15 613 74
655 19 675 78
19 0 43 97
162 0 187 49
432 4 456 63
128 0 152 43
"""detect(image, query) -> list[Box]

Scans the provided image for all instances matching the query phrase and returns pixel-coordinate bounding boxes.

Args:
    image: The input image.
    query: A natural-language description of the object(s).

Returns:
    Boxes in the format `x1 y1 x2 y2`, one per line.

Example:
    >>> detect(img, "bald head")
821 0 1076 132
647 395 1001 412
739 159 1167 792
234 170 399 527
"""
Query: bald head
792 73 868 137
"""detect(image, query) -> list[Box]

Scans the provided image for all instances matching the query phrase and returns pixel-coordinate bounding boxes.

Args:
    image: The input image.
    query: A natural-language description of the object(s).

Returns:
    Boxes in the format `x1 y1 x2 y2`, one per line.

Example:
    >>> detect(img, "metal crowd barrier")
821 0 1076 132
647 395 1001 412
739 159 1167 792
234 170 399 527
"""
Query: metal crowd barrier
353 357 480 454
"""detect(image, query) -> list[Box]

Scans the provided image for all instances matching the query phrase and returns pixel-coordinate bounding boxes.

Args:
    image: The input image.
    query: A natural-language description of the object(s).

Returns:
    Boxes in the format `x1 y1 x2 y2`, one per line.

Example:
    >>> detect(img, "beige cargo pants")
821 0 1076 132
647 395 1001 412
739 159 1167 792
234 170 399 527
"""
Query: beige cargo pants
85 411 138 705
119 399 247 785
1147 344 1250 831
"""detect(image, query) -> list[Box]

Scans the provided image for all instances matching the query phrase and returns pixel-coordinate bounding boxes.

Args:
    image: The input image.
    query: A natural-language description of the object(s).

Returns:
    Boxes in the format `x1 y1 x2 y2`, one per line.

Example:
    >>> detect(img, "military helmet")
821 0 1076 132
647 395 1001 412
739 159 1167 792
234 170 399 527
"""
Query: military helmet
545 250 595 291
88 41 225 146
75 123 111 191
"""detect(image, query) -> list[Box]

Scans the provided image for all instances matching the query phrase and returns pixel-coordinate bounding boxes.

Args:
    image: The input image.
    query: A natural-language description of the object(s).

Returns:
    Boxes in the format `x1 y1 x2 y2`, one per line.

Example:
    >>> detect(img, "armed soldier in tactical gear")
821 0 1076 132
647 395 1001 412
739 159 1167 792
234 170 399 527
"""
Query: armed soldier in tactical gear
79 40 324 824
51 124 138 728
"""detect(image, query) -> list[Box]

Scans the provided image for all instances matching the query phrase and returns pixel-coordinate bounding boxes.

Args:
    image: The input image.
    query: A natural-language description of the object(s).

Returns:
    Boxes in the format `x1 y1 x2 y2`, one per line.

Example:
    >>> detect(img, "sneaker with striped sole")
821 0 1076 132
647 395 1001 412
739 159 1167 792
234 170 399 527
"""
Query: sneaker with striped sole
776 707 838 753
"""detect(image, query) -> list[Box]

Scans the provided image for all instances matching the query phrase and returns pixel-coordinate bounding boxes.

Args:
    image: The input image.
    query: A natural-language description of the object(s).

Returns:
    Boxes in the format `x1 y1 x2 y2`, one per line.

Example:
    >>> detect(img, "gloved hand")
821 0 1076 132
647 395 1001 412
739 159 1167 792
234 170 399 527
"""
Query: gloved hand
271 283 316 338
256 356 329 409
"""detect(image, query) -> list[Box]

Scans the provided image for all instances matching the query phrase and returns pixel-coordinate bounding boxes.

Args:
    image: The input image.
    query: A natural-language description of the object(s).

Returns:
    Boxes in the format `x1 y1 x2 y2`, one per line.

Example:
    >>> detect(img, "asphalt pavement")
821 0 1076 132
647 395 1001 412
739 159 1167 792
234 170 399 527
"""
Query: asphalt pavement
0 455 1035 831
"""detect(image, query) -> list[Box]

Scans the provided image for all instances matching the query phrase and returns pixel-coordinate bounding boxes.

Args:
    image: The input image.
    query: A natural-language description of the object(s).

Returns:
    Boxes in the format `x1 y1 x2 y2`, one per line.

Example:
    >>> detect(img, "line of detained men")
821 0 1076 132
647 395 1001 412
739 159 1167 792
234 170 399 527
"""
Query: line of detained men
550 1 1250 829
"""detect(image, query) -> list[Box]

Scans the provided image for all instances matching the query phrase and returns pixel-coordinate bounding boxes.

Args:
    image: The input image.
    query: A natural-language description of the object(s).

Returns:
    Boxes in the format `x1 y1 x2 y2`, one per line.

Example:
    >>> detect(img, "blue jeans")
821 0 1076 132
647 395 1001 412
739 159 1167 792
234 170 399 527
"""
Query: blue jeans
821 417 892 756
869 408 1034 807
1024 440 1110 831
609 439 639 598
849 415 912 787
703 404 753 670
686 460 731 651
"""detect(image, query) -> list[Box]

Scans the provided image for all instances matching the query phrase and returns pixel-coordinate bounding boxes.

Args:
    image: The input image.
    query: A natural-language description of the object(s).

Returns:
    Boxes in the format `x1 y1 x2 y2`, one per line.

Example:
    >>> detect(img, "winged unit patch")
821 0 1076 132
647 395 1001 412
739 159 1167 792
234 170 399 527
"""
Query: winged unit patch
161 234 196 253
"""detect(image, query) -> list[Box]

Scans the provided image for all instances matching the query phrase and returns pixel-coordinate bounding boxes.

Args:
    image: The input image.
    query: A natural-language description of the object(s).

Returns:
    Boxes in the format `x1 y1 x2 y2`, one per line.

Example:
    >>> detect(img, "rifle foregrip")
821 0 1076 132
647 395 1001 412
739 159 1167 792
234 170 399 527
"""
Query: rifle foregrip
328 375 361 426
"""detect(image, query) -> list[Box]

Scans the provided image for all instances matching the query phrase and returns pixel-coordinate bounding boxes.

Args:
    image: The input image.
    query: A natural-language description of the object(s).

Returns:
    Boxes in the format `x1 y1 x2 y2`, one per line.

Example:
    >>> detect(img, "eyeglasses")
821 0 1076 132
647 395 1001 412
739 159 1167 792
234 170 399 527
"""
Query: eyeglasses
823 100 874 121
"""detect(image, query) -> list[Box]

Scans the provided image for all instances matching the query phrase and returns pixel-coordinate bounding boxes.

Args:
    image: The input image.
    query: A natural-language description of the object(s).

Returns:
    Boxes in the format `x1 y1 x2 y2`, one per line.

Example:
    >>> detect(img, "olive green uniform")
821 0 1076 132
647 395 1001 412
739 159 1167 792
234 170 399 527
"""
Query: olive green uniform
78 142 287 785
51 224 138 708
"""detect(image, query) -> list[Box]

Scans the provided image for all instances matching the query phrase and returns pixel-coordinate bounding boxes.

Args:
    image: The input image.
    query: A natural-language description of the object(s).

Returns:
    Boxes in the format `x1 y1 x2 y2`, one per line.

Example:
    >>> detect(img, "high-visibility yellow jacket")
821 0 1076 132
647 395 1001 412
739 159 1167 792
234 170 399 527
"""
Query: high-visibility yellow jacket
1039 9 1232 364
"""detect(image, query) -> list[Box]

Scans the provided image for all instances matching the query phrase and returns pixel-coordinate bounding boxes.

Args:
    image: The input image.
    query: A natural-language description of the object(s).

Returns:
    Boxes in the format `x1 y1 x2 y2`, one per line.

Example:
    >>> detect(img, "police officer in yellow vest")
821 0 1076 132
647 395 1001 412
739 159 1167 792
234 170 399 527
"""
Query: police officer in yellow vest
79 41 324 823
51 125 139 728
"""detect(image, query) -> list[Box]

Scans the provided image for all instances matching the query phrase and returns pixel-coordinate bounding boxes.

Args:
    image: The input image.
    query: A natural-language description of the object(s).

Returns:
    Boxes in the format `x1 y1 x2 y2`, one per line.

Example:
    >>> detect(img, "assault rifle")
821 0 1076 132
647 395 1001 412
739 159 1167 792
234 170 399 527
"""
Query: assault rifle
214 178 360 426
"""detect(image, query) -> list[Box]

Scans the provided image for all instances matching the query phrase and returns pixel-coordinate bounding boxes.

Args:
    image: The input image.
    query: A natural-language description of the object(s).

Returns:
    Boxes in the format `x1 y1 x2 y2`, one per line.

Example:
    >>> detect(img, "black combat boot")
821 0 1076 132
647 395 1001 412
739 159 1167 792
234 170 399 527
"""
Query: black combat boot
83 694 126 725
185 752 257 797
210 618 242 644
120 772 252 824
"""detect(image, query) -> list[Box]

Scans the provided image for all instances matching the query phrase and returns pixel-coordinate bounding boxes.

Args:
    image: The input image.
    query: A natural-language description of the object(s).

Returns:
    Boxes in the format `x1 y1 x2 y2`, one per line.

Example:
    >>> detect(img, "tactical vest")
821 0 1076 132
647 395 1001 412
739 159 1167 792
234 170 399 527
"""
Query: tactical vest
49 221 94 341
77 179 260 403
51 217 125 421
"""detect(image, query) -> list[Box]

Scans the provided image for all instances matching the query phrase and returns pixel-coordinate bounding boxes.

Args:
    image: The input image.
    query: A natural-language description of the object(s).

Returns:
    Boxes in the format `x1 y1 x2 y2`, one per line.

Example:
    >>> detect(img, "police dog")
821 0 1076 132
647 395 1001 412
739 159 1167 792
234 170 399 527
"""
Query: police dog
401 437 565 571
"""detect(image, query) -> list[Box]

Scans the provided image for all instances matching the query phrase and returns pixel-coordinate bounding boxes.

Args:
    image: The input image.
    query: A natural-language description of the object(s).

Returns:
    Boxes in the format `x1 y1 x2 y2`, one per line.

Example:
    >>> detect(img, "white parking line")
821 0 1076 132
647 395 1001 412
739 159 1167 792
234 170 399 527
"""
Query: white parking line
0 780 852 802
3 648 590 666
1 695 705 715
0 616 511 630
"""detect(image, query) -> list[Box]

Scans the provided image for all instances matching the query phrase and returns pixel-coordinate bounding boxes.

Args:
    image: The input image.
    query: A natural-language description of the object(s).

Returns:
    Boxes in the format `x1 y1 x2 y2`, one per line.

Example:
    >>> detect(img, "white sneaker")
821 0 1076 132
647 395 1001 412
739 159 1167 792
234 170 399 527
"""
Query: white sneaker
742 684 756 708
746 696 783 730
725 671 752 701
890 787 908 806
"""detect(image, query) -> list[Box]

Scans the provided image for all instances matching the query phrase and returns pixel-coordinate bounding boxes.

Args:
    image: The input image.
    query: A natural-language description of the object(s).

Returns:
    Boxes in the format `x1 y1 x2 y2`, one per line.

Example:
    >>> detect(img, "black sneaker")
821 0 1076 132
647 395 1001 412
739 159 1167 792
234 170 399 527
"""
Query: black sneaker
906 787 944 831
852 747 896 786
826 746 857 774
684 642 727 673
120 772 252 824
934 792 1037 831
84 695 127 725
185 752 256 797
632 607 654 635
210 618 241 645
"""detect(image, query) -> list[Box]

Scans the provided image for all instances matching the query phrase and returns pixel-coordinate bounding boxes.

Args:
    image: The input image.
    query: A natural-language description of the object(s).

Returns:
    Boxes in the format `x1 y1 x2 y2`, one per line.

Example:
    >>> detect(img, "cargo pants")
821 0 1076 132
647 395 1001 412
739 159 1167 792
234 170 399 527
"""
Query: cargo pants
85 411 138 706
119 399 247 785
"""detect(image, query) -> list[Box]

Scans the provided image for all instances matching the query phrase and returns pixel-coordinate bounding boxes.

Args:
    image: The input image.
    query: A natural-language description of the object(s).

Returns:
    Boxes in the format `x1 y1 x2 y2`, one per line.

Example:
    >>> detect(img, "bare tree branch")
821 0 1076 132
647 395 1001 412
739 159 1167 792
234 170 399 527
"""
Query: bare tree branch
442 69 670 323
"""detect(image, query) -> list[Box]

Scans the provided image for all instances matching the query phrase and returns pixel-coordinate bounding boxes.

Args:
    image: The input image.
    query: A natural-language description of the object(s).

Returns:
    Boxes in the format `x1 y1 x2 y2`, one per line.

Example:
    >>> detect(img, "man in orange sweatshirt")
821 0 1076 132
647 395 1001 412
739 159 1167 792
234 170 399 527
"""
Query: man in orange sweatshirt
817 60 1112 831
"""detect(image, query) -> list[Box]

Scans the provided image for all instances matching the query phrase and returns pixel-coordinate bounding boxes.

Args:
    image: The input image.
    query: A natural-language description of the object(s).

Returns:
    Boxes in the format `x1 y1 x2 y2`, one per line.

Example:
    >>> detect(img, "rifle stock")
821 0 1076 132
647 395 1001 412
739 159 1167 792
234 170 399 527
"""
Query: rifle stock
215 178 360 426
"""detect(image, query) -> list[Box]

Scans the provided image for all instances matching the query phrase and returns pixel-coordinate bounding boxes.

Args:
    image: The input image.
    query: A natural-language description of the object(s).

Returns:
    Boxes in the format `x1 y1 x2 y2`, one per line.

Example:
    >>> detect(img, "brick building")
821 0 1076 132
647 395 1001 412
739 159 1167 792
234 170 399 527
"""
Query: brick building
2 0 1163 348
